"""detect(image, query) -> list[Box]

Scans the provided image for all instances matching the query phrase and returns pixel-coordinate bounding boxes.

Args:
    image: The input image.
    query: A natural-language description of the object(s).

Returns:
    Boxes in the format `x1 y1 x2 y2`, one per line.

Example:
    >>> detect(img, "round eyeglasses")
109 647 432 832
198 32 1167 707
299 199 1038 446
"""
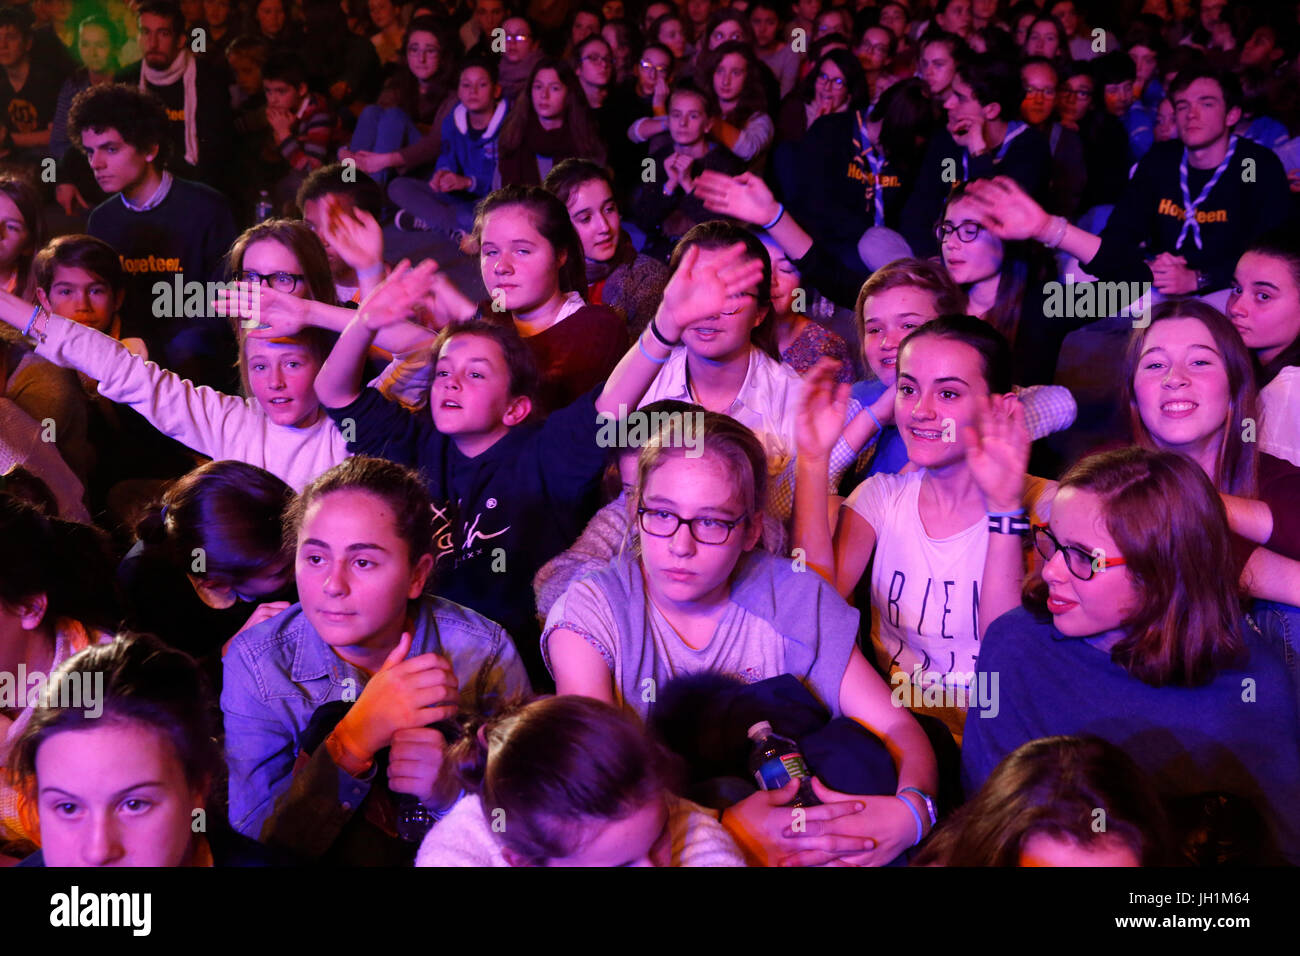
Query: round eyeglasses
637 505 746 545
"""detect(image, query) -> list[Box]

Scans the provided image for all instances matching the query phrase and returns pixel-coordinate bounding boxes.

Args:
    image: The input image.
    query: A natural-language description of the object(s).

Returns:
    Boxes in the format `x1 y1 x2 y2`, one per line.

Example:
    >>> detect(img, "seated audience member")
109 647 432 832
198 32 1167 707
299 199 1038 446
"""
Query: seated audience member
417 695 747 866
961 447 1300 866
366 0 407 67
629 82 745 259
901 51 1052 258
297 165 390 306
543 158 669 337
497 57 606 187
50 15 118 218
67 82 239 390
342 16 459 190
495 15 543 102
116 0 234 192
0 219 418 493
0 494 117 860
312 224 762 683
837 258 1075 492
1227 232 1300 469
0 6 71 167
794 316 1053 737
119 460 297 677
962 67 1291 297
544 410 940 866
1018 57 1086 219
299 0 382 112
222 456 532 864
533 400 789 618
635 223 850 524
915 736 1170 866
389 57 507 243
757 233 853 381
1094 49 1156 164
11 632 284 866
261 52 345 213
698 41 775 167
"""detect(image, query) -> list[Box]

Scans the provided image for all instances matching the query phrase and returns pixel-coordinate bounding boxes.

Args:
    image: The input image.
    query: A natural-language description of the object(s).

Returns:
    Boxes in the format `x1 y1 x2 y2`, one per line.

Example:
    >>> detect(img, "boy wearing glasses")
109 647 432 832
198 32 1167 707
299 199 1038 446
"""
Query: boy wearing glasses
901 52 1051 258
68 82 239 390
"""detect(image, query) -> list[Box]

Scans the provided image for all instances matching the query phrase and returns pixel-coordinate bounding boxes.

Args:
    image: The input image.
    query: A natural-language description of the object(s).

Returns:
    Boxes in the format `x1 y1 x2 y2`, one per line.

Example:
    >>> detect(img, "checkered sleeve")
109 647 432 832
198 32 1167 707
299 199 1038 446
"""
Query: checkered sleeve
1016 384 1077 440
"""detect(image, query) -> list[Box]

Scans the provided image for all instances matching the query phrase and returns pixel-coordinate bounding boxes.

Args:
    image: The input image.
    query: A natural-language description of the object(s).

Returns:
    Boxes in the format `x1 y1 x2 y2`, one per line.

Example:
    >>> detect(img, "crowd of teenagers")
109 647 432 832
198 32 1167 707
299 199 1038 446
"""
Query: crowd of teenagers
0 0 1299 871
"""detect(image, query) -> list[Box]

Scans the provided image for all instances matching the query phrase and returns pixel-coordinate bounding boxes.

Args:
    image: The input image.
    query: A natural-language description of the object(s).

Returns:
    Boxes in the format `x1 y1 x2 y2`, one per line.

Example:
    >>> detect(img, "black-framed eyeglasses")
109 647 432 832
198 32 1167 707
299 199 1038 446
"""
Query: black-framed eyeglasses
639 59 669 73
637 504 747 545
816 72 846 87
1023 85 1054 99
506 32 531 42
235 270 306 293
935 220 984 243
1031 524 1127 581
582 53 612 64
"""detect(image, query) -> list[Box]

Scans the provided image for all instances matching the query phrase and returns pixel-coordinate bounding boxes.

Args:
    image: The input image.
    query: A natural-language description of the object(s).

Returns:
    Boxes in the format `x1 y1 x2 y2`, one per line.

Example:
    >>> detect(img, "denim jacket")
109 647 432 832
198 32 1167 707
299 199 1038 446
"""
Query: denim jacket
221 595 531 860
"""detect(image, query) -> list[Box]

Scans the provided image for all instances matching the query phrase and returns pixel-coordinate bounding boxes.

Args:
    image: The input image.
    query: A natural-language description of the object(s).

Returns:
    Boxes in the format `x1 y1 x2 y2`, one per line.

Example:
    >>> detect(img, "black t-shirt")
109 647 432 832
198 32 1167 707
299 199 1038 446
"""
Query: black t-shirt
1087 137 1292 291
0 59 66 136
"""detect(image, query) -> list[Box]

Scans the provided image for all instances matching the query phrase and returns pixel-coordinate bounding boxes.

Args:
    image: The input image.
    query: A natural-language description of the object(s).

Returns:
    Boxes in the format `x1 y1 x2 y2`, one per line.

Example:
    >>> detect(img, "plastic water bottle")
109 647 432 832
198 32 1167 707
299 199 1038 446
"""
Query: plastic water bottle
255 189 273 221
747 721 821 807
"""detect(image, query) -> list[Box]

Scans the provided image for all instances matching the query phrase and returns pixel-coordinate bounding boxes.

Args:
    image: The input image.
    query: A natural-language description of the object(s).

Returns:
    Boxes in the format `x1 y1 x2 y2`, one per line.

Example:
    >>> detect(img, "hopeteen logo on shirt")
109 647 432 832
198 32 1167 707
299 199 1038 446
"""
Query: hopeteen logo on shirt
1156 198 1228 224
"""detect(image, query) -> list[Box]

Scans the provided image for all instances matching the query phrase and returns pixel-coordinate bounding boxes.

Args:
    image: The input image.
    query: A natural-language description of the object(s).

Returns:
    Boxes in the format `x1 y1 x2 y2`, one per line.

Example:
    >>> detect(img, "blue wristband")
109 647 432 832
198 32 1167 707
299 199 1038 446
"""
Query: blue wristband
863 403 883 432
761 203 786 230
896 793 923 847
638 337 669 364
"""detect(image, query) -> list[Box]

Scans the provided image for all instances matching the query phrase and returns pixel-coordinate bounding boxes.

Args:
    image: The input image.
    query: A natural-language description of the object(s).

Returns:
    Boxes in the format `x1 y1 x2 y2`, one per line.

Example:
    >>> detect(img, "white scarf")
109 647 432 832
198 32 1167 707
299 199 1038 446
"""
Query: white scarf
140 48 199 168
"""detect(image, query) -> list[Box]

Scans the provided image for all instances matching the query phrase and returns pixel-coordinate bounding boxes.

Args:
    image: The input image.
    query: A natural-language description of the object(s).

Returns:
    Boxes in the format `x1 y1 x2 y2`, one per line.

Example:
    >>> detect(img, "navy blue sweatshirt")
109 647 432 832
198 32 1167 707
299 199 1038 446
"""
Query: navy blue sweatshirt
963 606 1300 865
86 177 239 390
325 386 609 688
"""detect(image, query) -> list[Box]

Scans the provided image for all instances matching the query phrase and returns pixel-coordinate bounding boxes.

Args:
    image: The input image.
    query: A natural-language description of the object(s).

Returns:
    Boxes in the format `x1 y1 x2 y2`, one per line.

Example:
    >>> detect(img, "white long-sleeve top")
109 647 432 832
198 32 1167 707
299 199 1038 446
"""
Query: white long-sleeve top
34 315 348 491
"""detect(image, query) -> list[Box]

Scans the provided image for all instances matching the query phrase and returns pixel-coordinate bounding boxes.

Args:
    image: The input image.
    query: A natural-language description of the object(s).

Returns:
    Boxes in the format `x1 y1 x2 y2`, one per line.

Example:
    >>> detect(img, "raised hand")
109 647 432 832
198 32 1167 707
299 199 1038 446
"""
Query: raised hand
357 258 443 330
336 632 461 759
655 241 767 340
320 194 384 273
796 357 852 461
56 183 89 215
961 177 1050 242
694 170 781 226
962 392 1030 514
214 280 309 337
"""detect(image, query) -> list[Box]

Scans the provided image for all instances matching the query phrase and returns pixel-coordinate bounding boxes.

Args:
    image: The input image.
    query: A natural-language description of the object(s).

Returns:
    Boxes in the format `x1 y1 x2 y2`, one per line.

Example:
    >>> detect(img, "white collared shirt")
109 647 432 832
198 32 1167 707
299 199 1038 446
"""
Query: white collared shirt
121 171 173 212
639 345 804 482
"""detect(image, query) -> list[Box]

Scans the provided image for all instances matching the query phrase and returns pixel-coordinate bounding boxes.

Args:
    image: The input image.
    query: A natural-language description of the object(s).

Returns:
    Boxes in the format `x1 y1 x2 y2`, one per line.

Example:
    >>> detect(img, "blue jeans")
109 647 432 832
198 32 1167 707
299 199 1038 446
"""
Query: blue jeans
388 175 477 237
351 105 423 187
1248 600 1300 706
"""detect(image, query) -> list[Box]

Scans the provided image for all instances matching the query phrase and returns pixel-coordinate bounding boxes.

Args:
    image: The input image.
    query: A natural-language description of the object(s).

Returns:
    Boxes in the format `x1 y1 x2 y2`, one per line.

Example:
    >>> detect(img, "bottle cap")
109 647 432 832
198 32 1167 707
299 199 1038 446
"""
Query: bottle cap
747 721 772 741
